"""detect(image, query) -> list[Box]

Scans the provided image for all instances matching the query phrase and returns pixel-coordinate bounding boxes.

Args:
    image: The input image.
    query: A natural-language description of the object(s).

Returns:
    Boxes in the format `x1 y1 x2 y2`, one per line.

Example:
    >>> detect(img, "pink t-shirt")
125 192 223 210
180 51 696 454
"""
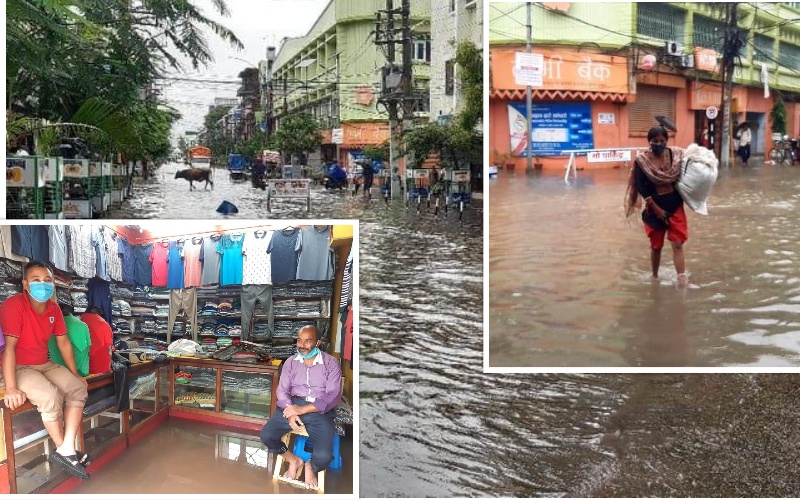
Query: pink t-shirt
149 241 170 287
182 237 203 287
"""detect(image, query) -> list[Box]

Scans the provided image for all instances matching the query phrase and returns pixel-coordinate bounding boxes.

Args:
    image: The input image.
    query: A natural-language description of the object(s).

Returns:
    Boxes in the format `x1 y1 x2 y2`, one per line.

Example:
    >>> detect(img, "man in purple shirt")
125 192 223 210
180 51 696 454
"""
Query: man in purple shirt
260 325 342 489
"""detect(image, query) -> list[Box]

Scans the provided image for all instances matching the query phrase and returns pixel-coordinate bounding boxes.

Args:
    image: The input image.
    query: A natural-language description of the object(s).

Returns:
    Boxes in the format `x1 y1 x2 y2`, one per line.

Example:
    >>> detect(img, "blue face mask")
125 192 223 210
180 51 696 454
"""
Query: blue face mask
28 282 55 303
650 143 667 156
298 347 320 359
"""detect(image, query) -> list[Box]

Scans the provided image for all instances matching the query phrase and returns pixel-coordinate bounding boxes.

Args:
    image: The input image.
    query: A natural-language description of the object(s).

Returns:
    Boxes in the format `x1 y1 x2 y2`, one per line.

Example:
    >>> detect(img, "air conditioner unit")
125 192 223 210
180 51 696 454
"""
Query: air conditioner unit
680 55 694 68
665 41 681 56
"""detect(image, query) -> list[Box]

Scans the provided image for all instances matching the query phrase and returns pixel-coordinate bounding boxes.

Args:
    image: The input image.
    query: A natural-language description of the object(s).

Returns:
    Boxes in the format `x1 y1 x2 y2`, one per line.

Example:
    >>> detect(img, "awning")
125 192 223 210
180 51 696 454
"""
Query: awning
490 89 629 102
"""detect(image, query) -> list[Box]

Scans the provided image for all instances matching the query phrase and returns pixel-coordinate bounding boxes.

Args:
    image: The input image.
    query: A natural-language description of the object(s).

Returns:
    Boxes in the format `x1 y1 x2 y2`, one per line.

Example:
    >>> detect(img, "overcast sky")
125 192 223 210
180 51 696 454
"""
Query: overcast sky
163 0 329 144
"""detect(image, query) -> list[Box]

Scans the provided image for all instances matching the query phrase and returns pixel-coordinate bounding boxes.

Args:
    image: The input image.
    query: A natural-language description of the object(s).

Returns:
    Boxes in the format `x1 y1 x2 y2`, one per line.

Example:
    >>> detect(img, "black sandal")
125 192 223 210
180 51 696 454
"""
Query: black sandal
75 449 92 468
48 452 90 480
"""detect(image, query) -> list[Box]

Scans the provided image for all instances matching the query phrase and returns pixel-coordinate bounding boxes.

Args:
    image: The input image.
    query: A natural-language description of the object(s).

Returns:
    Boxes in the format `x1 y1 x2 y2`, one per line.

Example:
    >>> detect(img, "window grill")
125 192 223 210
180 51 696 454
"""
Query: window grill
779 41 800 69
636 3 686 41
754 34 774 65
693 15 726 52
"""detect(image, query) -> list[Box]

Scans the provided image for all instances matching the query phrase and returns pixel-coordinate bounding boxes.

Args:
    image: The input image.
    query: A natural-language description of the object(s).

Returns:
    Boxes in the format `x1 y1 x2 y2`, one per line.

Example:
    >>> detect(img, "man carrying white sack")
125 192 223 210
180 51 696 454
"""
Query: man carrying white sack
676 143 719 216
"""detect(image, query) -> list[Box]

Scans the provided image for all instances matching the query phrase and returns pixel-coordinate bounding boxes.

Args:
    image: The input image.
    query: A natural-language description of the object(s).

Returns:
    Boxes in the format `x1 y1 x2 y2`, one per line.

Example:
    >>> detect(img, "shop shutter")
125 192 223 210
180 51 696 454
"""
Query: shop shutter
629 85 676 136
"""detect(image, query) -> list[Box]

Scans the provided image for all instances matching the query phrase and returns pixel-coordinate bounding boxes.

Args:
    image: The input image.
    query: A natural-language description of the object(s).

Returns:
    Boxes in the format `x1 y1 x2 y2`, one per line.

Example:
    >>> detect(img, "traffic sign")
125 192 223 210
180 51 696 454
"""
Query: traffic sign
705 106 718 120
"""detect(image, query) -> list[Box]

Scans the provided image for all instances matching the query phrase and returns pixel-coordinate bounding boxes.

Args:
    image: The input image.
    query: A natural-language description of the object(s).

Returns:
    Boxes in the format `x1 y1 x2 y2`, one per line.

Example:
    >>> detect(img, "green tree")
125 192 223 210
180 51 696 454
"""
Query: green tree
363 142 390 162
770 97 787 136
454 41 483 131
271 114 322 164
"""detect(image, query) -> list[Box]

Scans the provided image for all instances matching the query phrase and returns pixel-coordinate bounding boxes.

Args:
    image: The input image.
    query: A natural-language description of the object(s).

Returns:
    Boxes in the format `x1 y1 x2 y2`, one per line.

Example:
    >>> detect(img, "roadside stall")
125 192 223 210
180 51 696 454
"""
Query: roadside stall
63 159 93 219
5 156 48 219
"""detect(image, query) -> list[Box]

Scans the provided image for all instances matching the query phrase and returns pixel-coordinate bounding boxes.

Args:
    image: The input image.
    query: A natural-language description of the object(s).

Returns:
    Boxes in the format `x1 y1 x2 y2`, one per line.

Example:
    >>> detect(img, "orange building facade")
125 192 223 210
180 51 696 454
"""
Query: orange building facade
490 45 800 170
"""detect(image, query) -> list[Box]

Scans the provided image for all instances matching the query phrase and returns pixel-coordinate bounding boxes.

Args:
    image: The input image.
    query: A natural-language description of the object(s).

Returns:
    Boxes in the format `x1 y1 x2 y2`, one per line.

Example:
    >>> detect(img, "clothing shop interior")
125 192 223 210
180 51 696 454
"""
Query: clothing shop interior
0 222 355 495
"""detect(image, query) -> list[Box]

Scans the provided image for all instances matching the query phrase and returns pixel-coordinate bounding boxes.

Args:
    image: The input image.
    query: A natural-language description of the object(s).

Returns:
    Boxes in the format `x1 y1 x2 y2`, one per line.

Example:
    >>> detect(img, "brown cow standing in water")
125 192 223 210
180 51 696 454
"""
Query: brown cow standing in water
175 168 214 190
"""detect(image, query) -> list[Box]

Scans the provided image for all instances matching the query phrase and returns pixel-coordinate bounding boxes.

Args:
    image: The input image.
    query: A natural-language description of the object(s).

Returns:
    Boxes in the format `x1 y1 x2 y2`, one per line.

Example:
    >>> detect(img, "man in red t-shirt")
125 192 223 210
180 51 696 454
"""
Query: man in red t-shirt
80 306 112 374
0 261 91 480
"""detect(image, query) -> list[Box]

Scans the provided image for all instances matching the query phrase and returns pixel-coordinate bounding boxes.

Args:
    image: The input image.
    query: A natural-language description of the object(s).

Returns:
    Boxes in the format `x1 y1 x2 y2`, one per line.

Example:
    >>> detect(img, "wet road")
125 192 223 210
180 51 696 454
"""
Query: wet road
108 163 466 220
490 163 800 367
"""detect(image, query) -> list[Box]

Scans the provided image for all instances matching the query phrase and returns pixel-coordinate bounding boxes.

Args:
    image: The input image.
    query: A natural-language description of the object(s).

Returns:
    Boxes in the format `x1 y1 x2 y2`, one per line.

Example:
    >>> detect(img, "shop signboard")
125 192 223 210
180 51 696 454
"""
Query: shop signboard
6 157 45 188
268 179 311 198
586 150 632 163
449 170 470 182
41 157 63 182
508 101 594 156
63 159 90 178
63 200 92 219
267 179 312 213
89 161 103 177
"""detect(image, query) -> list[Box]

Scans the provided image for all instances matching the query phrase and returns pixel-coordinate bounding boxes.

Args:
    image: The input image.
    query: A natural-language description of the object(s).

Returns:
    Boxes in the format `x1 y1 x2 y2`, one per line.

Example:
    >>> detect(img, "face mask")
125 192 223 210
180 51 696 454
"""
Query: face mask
28 282 55 303
650 143 666 155
297 347 320 359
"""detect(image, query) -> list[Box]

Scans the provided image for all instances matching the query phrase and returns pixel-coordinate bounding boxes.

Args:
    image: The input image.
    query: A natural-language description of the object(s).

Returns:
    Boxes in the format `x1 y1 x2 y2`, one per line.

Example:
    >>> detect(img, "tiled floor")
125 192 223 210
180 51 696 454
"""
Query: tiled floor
68 417 353 495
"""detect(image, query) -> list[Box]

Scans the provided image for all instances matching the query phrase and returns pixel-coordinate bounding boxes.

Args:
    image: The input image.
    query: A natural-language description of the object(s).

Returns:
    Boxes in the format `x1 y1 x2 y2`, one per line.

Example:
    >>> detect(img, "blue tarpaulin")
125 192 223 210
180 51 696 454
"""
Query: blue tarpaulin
228 154 246 171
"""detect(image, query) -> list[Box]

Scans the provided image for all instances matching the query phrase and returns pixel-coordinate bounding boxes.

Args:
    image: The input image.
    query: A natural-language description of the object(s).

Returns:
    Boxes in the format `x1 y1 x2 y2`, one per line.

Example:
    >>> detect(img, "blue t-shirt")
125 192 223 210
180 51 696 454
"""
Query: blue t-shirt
217 234 244 286
134 243 154 286
167 240 185 289
268 228 301 284
118 237 136 285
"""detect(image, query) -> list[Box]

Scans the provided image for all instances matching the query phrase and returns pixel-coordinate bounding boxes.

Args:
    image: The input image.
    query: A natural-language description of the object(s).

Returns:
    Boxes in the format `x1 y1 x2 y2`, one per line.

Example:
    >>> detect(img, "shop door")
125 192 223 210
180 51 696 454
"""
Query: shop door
746 112 766 155
628 85 677 137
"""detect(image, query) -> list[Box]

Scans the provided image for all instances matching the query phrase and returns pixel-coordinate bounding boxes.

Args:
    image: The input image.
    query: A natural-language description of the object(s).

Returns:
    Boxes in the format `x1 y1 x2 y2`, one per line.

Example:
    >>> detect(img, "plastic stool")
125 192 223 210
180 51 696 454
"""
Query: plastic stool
292 434 342 469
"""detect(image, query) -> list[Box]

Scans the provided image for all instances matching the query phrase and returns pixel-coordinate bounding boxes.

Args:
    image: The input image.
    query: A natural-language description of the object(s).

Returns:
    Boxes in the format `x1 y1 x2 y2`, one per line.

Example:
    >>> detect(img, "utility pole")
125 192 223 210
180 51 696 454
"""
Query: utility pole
720 2 739 168
376 0 404 200
525 2 533 175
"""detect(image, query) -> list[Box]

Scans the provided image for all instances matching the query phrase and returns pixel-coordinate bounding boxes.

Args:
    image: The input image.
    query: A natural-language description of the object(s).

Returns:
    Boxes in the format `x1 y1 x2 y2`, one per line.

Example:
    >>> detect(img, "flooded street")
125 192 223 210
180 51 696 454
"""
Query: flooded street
490 163 800 367
108 162 465 220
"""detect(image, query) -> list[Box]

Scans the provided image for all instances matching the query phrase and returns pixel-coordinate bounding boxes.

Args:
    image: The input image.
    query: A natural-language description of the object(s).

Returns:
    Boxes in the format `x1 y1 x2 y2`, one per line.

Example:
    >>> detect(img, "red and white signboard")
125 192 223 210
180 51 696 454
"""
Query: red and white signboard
513 52 544 87
706 106 718 120
586 150 632 163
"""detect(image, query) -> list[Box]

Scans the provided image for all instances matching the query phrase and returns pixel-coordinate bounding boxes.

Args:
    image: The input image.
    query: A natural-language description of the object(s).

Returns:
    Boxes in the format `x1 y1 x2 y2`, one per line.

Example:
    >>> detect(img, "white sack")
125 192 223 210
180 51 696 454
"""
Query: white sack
168 338 200 356
676 143 718 215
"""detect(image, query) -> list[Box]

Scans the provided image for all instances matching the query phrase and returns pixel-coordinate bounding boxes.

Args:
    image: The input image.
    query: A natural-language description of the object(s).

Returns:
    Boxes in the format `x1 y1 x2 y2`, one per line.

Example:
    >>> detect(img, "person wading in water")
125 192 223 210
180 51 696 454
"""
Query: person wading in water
625 125 689 287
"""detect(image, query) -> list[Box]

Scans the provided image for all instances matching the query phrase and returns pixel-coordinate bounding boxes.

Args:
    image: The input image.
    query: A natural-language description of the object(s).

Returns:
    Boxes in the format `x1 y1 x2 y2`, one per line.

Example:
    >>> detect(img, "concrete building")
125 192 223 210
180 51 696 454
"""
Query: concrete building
268 0 431 167
430 0 482 124
489 2 800 170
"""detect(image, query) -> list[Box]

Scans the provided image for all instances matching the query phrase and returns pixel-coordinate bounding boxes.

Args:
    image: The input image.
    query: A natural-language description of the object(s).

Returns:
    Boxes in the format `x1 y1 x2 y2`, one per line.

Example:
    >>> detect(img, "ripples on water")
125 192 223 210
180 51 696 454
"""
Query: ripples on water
490 165 800 367
109 163 800 497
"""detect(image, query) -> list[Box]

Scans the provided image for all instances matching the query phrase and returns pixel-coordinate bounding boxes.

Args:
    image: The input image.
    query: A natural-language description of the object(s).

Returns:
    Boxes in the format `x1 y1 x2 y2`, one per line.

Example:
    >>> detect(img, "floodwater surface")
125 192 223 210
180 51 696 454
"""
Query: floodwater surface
490 163 800 367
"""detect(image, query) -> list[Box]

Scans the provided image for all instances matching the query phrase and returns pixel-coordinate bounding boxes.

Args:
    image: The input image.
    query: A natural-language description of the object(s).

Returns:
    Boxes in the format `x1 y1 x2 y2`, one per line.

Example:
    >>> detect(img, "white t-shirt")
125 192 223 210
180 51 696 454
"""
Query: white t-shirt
738 128 751 146
242 230 273 285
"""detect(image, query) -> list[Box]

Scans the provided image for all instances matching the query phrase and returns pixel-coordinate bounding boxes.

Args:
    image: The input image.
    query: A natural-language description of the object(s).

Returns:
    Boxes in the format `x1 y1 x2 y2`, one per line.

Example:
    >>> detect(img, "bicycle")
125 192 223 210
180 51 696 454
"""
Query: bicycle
769 138 798 166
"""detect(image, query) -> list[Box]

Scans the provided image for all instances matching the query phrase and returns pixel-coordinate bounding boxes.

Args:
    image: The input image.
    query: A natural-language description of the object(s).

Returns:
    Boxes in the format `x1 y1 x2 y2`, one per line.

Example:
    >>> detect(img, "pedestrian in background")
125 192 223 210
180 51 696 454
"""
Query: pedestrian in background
736 126 751 165
625 126 689 287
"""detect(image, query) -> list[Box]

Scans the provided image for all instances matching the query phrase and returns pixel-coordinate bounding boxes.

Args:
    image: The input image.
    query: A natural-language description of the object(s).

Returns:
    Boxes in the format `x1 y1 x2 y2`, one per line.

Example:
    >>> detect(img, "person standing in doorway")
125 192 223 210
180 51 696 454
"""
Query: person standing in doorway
0 261 91 479
736 126 752 165
625 126 689 287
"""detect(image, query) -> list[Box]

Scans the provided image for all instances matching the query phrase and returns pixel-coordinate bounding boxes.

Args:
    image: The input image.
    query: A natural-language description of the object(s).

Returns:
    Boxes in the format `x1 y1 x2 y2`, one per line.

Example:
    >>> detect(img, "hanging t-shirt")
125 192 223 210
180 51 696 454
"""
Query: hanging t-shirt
118 237 136 285
47 226 69 272
200 235 222 285
149 241 170 287
340 250 353 308
242 230 273 285
217 234 244 286
93 226 110 281
11 225 49 262
103 227 123 282
133 243 153 286
167 240 186 289
297 226 334 280
68 225 96 279
268 228 301 284
182 237 203 287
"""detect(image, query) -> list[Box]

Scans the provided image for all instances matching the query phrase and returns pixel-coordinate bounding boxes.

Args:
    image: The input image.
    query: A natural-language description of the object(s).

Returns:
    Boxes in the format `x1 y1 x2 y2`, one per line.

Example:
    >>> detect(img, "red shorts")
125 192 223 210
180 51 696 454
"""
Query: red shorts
644 204 688 250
